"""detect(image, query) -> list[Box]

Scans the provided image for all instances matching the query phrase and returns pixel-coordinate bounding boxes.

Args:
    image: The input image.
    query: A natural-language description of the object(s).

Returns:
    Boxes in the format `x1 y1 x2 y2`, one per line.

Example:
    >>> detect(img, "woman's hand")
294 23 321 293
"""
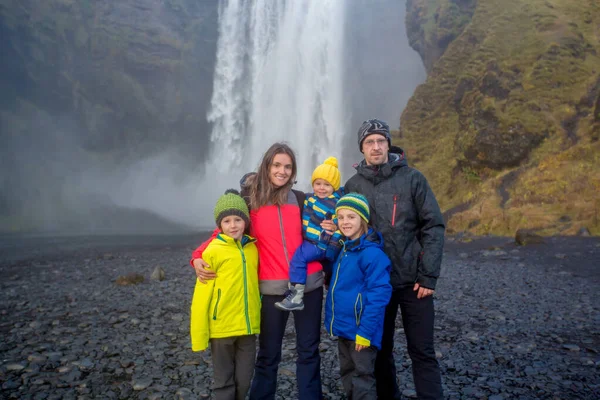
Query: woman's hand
192 258 216 283
320 219 337 235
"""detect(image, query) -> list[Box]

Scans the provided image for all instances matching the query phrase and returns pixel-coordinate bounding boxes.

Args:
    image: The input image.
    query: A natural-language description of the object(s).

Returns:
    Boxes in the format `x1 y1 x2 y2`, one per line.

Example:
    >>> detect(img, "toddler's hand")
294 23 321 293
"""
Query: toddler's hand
320 219 337 234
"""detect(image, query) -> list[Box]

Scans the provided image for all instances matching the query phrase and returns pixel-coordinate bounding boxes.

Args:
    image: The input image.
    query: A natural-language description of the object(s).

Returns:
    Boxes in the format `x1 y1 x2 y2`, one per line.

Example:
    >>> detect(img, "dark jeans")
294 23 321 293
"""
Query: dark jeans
211 335 257 400
289 241 325 284
249 286 323 400
375 287 443 400
338 338 377 400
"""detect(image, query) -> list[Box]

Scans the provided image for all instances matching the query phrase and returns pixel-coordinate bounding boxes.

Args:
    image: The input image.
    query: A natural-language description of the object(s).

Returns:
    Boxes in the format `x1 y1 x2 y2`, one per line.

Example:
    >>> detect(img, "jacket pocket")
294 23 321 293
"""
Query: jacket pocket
354 293 363 325
212 288 222 320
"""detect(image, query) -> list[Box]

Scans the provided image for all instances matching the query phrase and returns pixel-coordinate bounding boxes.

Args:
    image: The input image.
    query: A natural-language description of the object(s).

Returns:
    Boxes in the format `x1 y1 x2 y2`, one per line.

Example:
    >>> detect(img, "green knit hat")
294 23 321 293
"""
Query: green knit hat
214 189 250 228
335 193 370 223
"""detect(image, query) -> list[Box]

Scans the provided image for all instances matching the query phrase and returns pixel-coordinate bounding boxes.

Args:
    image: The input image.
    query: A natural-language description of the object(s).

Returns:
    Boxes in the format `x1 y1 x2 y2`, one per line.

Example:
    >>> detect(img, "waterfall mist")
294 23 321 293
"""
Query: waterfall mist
205 0 347 188
199 0 425 221
1 0 425 233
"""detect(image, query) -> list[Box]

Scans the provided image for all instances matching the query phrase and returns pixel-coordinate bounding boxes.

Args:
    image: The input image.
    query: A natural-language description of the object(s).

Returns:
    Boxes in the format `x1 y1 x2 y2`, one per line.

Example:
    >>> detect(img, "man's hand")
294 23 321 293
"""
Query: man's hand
413 283 434 299
320 219 337 235
192 258 216 283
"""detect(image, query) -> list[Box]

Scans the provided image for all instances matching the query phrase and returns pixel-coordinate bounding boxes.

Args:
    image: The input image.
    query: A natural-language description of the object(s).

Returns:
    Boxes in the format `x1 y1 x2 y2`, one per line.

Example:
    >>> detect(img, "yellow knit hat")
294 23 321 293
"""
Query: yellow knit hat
311 156 341 190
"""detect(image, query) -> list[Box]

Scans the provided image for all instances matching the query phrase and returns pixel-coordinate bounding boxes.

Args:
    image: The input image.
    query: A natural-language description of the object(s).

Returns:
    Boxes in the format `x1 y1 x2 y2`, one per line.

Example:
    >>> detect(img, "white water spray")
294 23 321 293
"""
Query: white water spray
206 0 347 188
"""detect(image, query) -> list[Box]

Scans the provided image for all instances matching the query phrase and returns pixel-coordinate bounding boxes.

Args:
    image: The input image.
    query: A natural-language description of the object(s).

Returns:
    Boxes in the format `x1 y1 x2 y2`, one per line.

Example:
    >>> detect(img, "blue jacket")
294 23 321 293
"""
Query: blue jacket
324 228 392 349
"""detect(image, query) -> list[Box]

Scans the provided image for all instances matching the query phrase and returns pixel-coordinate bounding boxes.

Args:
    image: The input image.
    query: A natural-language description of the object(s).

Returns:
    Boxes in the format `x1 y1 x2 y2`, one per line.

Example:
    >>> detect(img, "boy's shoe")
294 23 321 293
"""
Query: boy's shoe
275 284 305 311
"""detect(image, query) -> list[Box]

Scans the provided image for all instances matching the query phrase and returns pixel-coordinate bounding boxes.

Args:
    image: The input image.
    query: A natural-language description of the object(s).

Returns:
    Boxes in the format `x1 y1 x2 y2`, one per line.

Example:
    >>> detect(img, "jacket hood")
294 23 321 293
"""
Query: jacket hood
344 228 384 252
355 150 408 183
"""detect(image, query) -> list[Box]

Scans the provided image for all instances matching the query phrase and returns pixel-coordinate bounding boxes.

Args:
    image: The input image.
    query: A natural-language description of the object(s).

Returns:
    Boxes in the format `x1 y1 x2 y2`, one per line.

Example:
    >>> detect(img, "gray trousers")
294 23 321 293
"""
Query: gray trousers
338 337 377 400
211 335 257 400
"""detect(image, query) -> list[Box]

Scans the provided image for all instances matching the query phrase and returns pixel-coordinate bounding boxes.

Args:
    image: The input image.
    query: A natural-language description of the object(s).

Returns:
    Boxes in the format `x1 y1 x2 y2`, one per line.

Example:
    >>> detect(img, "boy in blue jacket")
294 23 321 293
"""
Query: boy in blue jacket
324 193 392 400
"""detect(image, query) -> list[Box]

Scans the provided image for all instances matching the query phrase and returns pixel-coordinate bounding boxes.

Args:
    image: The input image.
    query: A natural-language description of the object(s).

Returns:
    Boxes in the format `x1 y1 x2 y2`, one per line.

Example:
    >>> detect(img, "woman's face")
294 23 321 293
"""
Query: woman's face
269 153 293 187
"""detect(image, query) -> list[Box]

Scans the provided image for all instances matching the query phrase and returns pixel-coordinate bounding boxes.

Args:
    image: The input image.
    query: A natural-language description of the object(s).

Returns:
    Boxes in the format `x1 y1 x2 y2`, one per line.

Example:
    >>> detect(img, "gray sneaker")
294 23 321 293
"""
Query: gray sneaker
275 284 305 311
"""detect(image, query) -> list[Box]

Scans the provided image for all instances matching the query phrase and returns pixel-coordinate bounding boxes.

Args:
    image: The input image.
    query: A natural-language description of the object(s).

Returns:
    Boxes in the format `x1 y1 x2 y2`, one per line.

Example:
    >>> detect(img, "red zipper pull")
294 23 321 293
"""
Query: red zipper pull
392 194 398 226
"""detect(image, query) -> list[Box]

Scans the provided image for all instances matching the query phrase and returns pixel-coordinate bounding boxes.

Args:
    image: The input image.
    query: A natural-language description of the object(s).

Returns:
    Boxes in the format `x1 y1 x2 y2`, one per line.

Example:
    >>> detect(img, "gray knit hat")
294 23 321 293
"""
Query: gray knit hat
357 119 391 152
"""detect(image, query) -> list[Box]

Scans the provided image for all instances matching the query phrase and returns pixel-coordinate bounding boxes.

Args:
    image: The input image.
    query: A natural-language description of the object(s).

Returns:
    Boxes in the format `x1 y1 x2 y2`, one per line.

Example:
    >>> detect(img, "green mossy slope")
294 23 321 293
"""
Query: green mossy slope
400 0 600 235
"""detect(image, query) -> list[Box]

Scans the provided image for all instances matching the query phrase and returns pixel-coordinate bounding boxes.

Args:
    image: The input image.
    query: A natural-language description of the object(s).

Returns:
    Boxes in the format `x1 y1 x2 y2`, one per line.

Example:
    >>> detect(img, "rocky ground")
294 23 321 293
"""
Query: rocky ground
0 233 599 399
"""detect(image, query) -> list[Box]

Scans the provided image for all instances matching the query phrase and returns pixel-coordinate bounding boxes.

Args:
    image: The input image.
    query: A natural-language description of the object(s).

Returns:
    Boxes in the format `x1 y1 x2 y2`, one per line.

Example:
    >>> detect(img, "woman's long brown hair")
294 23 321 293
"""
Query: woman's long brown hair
247 143 297 209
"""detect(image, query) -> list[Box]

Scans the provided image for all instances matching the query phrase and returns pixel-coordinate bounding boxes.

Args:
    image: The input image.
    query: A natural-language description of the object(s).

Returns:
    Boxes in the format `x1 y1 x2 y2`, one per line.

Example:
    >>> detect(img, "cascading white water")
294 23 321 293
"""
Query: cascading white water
206 0 347 188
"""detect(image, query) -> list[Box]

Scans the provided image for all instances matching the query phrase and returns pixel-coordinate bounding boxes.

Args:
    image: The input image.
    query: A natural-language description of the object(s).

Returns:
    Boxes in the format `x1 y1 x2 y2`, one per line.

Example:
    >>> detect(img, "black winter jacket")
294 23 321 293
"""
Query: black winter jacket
344 151 445 290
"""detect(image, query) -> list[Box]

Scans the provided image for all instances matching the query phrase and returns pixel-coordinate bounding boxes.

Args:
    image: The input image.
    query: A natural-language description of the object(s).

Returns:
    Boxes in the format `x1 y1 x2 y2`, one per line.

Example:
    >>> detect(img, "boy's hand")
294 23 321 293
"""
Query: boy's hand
192 258 216 283
355 343 368 352
320 219 337 235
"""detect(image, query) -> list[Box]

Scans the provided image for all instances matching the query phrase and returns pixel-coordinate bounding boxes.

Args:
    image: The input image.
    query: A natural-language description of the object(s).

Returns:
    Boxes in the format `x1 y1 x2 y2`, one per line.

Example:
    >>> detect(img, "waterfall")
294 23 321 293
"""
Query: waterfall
206 0 347 188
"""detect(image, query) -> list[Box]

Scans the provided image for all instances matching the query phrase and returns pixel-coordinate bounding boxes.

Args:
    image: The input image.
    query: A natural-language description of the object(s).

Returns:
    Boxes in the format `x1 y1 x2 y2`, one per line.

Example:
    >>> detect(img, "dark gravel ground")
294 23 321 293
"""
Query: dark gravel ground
0 233 598 399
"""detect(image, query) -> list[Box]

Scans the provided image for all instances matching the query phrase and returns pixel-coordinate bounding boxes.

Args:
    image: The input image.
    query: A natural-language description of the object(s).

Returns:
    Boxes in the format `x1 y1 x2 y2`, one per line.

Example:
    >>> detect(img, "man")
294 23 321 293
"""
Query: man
345 119 445 399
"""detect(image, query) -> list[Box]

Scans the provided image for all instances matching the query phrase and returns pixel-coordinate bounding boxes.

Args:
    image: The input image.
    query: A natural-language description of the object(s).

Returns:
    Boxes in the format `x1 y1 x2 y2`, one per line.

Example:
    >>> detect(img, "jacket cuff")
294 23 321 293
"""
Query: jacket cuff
417 275 437 290
355 335 371 347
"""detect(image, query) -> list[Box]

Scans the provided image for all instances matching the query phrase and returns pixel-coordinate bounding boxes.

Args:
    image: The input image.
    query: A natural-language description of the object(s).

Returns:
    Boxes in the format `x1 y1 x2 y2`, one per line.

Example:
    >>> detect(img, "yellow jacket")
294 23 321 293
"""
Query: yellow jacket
190 234 260 351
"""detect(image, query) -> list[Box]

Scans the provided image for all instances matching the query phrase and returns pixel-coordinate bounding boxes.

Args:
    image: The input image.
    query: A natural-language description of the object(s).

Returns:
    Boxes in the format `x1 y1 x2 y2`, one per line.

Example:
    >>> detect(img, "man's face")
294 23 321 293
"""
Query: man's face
362 134 389 166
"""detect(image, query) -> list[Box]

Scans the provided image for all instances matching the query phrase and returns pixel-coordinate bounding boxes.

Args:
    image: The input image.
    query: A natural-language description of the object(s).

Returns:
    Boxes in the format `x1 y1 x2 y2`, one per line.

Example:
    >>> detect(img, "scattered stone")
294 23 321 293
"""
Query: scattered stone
115 273 145 286
577 227 591 236
175 388 194 400
132 377 153 391
1 234 598 399
151 267 165 281
515 229 544 246
562 344 580 352
5 363 26 371
402 389 417 398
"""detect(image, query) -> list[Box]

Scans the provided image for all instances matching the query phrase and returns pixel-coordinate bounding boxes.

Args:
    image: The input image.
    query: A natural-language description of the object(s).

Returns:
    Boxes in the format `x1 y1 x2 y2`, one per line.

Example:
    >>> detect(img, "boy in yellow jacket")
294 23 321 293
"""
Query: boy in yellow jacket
190 189 260 400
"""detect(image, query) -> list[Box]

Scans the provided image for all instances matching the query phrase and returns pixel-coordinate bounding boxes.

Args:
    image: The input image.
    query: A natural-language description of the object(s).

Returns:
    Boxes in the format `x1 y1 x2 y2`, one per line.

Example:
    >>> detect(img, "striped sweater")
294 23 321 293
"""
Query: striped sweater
302 189 344 251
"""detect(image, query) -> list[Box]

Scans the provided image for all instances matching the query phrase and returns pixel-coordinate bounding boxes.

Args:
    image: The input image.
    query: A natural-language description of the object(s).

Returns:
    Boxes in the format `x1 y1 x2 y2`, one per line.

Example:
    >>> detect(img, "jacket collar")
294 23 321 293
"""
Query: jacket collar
342 228 384 252
216 233 256 246
355 150 408 183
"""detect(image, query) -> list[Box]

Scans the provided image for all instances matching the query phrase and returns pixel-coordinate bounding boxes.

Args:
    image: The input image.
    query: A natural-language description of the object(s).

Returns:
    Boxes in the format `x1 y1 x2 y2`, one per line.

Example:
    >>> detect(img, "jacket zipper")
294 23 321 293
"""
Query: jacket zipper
391 194 398 226
329 247 346 335
277 205 290 266
212 288 222 320
236 240 252 334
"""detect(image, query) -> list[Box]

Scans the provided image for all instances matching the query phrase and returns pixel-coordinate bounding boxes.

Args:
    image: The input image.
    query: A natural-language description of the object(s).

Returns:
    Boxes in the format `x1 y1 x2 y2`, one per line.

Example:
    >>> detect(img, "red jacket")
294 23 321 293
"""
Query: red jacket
191 190 323 295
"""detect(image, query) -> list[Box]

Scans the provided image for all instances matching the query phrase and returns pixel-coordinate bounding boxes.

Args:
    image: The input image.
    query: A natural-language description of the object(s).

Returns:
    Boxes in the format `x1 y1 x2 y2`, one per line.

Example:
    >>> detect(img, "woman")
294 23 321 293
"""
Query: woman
191 143 324 400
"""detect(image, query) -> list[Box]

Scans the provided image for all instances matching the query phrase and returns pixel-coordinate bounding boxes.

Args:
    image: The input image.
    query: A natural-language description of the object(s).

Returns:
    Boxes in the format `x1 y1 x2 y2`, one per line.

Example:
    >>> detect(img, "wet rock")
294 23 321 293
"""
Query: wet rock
115 273 145 286
132 377 153 391
515 229 544 246
577 227 591 236
2 234 599 399
151 267 165 281
5 363 26 371
175 388 194 400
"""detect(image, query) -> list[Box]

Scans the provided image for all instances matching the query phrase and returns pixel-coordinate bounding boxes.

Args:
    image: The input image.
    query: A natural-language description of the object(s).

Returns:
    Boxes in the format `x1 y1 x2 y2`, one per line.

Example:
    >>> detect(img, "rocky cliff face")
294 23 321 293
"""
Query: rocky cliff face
401 0 600 235
0 0 218 156
0 0 218 232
